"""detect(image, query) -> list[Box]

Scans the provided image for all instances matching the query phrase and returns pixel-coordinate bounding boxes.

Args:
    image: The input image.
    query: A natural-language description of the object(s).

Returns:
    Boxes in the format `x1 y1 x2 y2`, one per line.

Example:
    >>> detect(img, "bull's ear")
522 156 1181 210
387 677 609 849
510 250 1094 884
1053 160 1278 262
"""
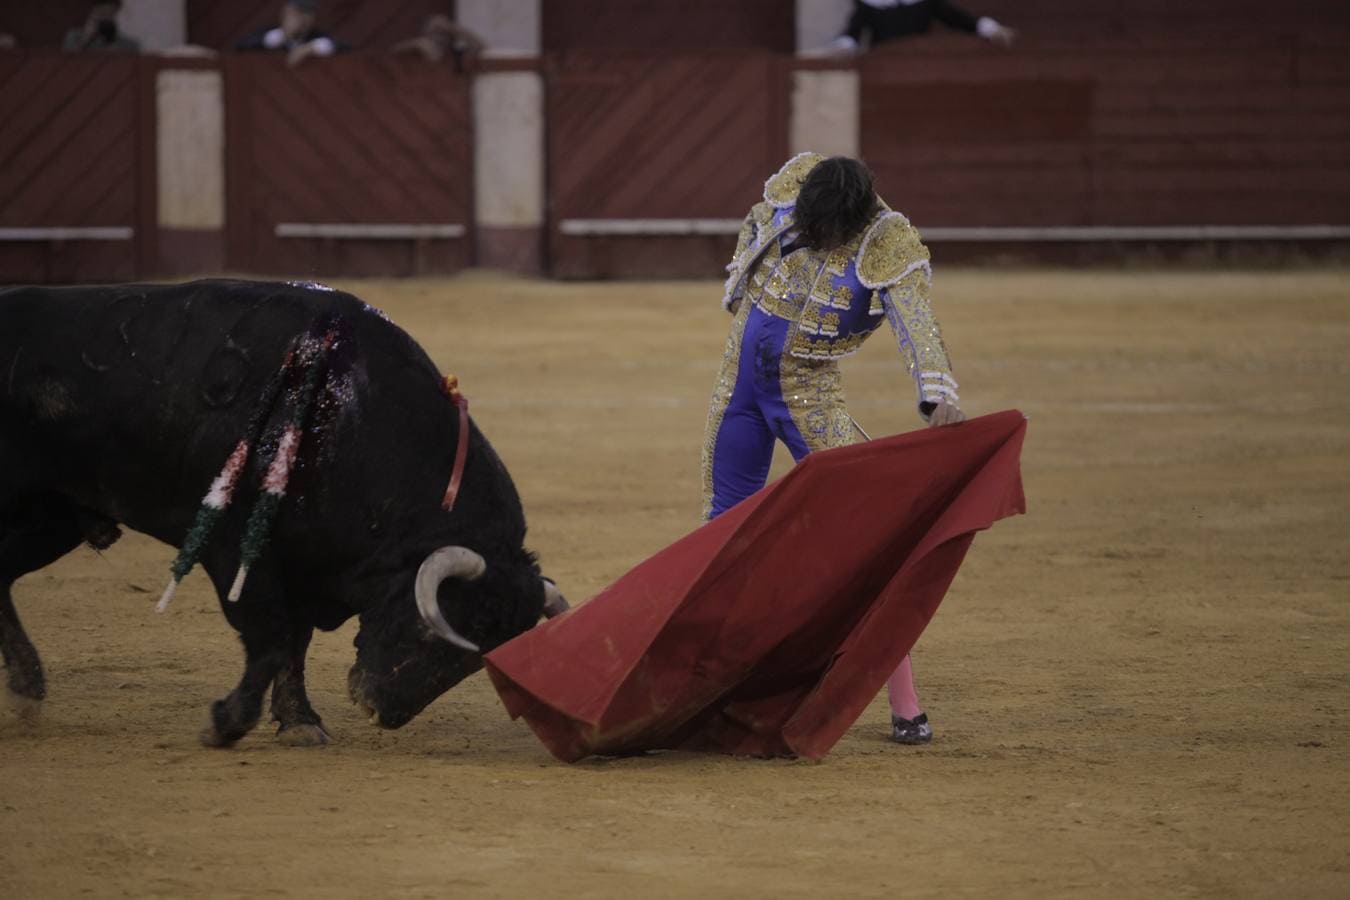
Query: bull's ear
541 577 569 618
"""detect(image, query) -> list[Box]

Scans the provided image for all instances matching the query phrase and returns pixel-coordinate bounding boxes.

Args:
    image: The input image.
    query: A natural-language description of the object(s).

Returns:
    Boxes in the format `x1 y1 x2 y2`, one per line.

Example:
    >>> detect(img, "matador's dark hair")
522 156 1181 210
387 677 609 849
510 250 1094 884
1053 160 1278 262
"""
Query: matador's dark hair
794 157 879 251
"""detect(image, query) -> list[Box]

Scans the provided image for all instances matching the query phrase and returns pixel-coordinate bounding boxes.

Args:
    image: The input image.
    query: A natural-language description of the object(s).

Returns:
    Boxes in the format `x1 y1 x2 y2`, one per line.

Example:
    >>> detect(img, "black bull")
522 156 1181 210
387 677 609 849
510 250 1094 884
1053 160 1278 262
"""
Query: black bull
0 279 562 746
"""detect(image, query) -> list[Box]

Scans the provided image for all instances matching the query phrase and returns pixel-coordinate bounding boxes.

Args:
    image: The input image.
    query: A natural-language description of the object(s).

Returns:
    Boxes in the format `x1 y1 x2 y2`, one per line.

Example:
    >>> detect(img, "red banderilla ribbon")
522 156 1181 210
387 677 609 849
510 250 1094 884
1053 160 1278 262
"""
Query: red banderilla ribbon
441 375 470 512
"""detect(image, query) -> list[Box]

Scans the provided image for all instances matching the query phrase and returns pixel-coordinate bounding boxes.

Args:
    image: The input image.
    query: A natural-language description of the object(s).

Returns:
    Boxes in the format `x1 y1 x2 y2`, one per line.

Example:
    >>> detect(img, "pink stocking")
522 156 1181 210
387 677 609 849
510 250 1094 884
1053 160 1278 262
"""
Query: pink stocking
887 653 923 720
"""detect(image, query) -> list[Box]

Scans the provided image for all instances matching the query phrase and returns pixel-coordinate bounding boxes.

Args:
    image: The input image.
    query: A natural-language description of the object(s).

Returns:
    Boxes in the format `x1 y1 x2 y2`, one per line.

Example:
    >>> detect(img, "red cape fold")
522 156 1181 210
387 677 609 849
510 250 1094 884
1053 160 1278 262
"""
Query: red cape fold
485 409 1028 762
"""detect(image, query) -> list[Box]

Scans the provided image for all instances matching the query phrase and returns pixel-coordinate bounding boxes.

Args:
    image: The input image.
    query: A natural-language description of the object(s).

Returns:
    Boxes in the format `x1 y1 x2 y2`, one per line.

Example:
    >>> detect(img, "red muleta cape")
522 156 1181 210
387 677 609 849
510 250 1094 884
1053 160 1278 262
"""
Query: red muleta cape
485 409 1027 761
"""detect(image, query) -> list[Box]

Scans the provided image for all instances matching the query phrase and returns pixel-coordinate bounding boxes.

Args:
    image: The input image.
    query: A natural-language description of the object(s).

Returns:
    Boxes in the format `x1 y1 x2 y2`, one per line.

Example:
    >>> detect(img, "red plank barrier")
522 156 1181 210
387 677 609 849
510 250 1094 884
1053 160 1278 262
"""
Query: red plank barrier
860 30 1350 232
1 2 1348 282
223 54 473 277
546 51 788 278
0 53 150 283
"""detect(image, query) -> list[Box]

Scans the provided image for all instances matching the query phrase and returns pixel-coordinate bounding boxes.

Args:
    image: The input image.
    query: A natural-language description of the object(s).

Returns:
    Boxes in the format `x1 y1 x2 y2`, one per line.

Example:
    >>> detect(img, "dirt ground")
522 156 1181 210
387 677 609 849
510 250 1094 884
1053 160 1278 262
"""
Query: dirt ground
2 269 1347 898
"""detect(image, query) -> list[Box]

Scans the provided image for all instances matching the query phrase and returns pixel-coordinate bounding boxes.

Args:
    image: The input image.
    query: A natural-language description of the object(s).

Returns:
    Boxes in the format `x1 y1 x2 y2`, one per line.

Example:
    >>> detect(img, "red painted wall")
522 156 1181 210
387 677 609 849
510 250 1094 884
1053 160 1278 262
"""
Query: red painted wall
223 54 473 276
0 53 151 282
543 0 794 53
859 27 1350 228
1 1 1348 280
545 52 789 277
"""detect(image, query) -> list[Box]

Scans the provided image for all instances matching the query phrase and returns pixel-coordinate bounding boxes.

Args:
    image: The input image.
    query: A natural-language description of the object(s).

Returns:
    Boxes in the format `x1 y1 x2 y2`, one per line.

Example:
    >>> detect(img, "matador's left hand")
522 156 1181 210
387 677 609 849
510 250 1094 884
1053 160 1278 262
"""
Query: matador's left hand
928 400 965 427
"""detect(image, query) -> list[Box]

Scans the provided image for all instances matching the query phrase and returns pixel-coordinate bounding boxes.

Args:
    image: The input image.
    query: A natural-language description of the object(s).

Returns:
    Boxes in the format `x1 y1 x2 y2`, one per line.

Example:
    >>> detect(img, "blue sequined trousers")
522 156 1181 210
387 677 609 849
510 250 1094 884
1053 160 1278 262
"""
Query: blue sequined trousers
702 304 858 521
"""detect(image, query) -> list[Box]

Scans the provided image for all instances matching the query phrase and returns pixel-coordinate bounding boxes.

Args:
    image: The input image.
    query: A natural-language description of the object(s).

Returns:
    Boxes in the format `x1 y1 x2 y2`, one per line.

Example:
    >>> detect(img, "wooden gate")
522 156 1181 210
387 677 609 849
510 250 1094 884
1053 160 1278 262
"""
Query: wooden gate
860 28 1350 232
542 1 793 52
224 54 473 277
0 52 151 283
546 52 789 277
859 41 1094 229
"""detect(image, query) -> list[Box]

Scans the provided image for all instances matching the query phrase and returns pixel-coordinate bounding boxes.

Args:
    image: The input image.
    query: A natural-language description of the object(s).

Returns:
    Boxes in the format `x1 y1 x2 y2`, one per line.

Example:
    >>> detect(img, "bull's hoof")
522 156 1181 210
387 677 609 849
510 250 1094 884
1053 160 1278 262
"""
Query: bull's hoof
199 723 237 747
276 722 331 746
355 700 397 729
199 701 247 748
1 690 42 728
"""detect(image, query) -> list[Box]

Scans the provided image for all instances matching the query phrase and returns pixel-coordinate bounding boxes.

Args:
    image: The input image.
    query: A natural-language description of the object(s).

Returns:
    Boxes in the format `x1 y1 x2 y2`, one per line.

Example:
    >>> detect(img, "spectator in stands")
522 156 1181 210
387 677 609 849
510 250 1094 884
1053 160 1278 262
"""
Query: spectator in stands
236 0 342 68
63 1 141 53
827 0 1015 55
0 33 16 50
392 14 485 72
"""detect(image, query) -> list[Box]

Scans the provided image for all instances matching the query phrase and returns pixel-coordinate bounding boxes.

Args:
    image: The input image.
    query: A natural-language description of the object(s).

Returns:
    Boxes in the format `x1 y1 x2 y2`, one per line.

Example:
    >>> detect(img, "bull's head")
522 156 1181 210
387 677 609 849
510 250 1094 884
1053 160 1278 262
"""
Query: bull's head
348 545 568 729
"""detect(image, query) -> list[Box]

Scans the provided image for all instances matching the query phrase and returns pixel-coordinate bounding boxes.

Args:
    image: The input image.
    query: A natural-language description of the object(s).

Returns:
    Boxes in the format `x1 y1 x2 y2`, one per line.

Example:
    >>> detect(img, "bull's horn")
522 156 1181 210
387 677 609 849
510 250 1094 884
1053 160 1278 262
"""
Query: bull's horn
414 546 486 652
541 578 570 618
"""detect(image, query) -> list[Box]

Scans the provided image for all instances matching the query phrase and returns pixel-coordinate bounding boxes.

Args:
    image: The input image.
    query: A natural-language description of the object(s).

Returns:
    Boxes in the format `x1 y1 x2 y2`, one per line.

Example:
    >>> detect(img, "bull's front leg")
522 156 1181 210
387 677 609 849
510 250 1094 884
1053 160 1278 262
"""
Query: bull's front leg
270 625 331 746
200 622 288 747
199 561 290 747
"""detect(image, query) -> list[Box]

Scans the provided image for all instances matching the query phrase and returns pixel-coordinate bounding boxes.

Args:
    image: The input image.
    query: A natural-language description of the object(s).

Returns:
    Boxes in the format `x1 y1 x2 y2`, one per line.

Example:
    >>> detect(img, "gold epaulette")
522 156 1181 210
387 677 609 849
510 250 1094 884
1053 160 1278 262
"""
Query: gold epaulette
750 200 776 231
763 152 826 209
856 211 931 289
729 202 780 271
723 201 787 310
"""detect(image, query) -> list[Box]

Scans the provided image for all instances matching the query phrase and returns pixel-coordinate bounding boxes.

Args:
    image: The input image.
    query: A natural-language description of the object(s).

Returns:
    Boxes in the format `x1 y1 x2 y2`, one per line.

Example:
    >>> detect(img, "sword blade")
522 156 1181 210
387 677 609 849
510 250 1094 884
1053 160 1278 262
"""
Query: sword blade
848 415 872 442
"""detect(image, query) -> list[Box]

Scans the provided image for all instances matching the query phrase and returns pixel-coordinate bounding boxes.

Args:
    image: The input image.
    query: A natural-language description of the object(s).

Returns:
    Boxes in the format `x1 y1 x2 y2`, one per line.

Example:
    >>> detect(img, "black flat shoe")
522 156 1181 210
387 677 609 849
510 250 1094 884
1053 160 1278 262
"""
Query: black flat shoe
890 712 932 745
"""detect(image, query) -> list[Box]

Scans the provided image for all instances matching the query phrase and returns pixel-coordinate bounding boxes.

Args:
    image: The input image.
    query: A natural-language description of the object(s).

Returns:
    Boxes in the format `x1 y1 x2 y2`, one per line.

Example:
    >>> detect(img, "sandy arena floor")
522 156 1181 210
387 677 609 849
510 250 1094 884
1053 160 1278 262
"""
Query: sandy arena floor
2 269 1348 898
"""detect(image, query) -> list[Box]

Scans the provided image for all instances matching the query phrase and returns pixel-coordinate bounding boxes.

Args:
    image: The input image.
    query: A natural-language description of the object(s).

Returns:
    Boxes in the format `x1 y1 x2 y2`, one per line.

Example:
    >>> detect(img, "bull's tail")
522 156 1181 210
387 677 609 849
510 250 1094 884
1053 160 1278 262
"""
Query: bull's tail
157 324 328 612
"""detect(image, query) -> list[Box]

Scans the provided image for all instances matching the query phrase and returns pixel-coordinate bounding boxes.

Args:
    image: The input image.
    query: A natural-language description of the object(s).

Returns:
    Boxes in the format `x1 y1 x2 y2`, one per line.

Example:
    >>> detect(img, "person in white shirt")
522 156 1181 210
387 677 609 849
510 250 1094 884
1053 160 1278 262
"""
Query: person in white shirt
831 0 1016 55
235 0 341 68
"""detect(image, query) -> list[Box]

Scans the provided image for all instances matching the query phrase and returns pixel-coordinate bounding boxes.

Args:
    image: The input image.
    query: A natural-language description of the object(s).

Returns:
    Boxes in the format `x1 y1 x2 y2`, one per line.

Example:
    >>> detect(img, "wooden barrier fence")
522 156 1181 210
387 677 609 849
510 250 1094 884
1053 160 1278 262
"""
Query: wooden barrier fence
0 17 1347 283
0 53 152 283
223 54 473 276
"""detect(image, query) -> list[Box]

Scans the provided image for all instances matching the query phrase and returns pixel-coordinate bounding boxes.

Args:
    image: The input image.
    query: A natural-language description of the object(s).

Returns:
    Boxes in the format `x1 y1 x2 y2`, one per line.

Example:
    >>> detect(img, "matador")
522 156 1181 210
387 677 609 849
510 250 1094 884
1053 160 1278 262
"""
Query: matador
700 153 965 744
